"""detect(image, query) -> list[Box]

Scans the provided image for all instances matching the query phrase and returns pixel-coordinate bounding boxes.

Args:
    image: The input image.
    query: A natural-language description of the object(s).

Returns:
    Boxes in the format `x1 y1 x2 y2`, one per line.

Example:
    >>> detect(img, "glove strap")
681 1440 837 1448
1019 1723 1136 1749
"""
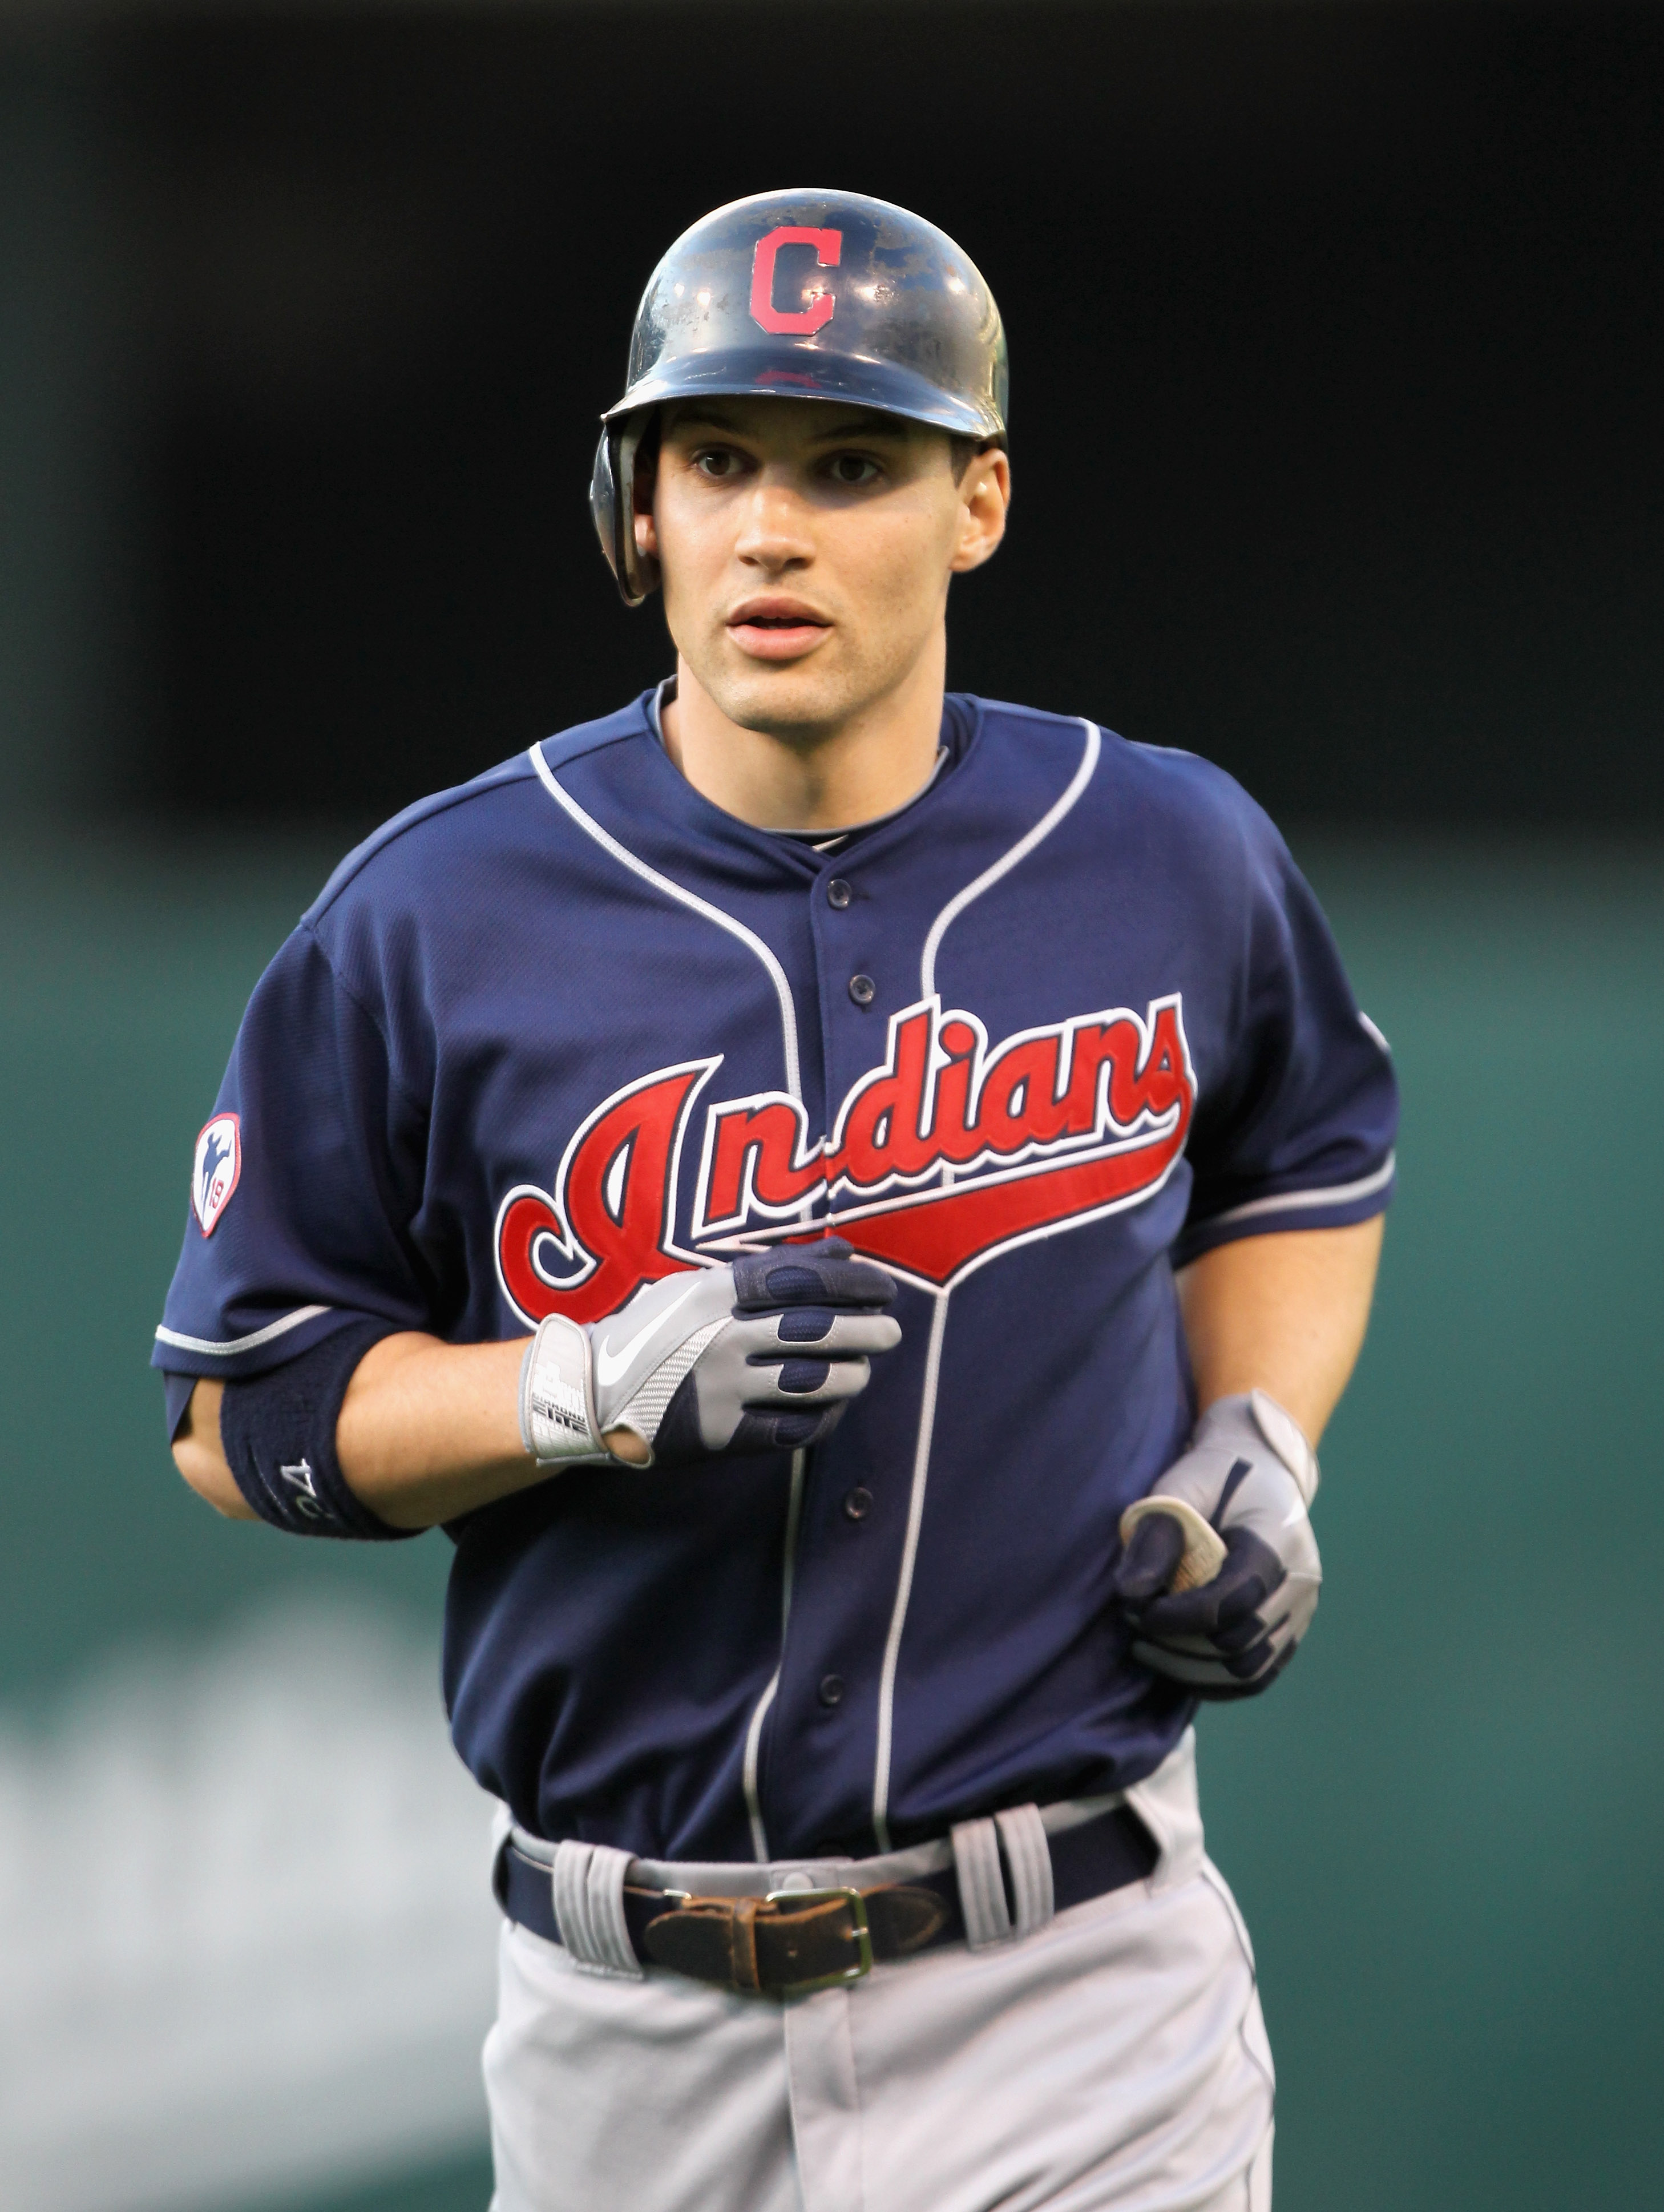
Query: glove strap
1190 1388 1320 1509
1247 1388 1320 1508
520 1315 605 1464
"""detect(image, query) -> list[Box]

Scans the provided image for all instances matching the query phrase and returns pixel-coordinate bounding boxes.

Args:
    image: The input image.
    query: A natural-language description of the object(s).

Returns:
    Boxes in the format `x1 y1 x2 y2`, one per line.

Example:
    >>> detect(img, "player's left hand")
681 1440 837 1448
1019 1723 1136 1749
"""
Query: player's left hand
1109 1390 1322 1699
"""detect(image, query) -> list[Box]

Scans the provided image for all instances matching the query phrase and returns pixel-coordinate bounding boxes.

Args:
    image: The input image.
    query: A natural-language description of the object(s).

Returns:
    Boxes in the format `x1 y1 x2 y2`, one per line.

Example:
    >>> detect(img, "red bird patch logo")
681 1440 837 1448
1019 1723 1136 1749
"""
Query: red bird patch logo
495 995 1194 1325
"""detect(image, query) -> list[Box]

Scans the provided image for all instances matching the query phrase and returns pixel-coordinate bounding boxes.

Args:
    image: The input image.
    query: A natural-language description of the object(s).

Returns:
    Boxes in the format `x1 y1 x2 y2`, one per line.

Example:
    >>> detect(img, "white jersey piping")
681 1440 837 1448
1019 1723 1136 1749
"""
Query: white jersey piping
741 1447 806 1862
532 739 810 1859
871 1290 951 1853
1201 1152 1396 1229
154 1306 331 1358
528 744 802 1101
866 723 1097 1843
919 718 1101 999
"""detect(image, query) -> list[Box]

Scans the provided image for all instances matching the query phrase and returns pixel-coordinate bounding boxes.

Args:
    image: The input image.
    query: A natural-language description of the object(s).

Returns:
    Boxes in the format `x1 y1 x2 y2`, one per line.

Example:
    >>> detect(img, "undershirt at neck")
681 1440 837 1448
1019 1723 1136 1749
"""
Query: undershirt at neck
646 677 968 855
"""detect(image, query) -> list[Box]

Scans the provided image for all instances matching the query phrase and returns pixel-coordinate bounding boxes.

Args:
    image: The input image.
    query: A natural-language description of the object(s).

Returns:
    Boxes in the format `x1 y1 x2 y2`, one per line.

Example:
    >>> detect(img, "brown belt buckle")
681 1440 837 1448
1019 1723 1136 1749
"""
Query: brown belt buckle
764 1884 874 1995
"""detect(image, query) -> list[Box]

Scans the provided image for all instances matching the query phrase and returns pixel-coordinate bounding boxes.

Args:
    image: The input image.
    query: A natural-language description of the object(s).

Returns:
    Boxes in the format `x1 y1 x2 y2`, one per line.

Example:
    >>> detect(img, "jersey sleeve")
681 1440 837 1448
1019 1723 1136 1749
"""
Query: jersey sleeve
1173 807 1399 1268
152 921 439 1398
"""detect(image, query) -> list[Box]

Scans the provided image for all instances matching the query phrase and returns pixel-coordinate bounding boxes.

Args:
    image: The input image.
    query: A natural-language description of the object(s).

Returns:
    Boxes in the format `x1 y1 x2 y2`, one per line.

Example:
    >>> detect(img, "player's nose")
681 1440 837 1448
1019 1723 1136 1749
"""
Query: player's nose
733 478 815 570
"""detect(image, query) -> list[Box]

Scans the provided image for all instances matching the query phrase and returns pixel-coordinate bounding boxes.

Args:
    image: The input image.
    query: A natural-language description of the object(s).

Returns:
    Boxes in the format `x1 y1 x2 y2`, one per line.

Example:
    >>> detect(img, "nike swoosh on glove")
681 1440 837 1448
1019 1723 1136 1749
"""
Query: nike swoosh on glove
1109 1390 1322 1699
519 1239 902 1470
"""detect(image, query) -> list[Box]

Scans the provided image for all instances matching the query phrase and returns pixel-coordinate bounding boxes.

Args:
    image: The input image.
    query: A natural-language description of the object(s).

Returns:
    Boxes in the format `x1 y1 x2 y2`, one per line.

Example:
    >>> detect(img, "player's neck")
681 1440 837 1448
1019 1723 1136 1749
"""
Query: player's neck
660 646 948 834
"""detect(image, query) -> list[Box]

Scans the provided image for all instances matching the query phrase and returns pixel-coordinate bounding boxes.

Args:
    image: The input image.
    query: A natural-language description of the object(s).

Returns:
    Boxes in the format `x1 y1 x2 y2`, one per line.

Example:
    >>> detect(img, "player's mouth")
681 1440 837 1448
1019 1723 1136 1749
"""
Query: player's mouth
726 598 833 661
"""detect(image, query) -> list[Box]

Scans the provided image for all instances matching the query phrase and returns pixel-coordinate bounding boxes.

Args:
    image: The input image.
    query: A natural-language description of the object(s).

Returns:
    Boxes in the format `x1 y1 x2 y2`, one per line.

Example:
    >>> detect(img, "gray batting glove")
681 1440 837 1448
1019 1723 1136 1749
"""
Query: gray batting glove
519 1238 901 1470
1109 1390 1322 1699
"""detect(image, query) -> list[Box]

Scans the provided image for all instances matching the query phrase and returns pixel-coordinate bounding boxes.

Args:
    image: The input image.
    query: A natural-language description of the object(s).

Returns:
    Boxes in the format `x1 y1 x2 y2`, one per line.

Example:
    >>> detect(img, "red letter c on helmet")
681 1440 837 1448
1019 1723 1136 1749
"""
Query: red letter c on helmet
749 226 842 335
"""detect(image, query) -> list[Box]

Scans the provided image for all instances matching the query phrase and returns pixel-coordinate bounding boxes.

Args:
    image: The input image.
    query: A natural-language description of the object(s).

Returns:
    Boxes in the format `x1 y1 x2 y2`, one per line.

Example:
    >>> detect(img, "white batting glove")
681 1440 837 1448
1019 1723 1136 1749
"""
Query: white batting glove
519 1238 901 1470
1110 1390 1323 1698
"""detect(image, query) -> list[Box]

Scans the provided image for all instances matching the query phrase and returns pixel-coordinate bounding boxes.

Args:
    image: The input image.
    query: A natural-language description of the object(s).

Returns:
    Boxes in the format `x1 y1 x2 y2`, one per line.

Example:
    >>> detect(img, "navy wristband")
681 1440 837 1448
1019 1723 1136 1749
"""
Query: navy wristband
219 1319 417 1541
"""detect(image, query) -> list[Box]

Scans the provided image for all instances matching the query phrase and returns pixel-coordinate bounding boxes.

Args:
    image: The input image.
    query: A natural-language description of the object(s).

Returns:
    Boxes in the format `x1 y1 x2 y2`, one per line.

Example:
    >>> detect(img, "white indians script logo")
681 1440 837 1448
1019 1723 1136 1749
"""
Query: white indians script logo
495 994 1195 1324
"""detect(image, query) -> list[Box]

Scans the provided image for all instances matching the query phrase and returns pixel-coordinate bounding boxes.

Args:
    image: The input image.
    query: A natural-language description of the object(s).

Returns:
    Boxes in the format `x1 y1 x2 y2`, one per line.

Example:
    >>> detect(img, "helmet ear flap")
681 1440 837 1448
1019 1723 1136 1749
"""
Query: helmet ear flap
589 415 660 608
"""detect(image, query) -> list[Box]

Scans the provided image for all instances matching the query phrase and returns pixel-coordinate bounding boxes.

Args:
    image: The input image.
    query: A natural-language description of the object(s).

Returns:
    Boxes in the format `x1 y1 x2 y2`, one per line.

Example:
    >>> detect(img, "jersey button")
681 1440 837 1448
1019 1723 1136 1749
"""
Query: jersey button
827 877 852 909
842 1486 874 1521
817 1673 846 1709
849 974 875 1007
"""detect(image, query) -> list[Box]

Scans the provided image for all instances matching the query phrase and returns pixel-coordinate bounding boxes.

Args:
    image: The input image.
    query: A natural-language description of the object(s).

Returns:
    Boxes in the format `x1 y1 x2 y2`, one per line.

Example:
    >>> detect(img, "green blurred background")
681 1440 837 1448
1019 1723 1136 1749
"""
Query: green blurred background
3 2 1661 2207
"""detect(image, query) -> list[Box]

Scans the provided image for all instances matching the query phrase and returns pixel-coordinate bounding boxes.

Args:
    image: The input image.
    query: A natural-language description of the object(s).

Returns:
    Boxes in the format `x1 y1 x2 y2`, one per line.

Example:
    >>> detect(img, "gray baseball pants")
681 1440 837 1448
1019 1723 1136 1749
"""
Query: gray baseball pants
483 1733 1274 2212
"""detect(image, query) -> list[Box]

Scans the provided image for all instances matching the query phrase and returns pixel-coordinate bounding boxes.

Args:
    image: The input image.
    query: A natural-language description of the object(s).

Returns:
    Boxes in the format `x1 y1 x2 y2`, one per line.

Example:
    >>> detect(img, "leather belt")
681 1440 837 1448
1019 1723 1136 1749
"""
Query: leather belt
496 1803 1156 1999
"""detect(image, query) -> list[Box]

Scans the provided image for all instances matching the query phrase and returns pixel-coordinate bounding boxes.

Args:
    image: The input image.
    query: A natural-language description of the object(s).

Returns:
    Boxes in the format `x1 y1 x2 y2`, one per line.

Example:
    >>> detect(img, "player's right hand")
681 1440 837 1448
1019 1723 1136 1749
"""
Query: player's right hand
519 1238 901 1470
1108 1390 1323 1699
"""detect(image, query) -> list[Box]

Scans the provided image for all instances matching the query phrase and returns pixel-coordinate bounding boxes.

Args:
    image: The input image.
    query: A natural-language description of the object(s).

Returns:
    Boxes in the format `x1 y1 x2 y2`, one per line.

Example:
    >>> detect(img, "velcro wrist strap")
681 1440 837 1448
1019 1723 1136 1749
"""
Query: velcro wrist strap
1193 1388 1320 1509
1247 1387 1320 1507
520 1315 604 1464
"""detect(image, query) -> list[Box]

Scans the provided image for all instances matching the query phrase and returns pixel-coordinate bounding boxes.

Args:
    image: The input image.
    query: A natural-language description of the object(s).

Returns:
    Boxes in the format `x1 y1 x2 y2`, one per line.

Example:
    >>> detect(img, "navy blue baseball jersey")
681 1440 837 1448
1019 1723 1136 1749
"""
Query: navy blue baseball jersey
155 692 1396 1863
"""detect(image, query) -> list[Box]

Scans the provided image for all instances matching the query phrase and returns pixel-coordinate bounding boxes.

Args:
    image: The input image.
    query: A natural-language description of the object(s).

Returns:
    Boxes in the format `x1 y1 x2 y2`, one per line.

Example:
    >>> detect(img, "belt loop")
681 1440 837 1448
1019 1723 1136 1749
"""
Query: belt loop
551 1839 641 1979
951 1816 1012 1948
729 1895 764 1993
994 1806 1054 1936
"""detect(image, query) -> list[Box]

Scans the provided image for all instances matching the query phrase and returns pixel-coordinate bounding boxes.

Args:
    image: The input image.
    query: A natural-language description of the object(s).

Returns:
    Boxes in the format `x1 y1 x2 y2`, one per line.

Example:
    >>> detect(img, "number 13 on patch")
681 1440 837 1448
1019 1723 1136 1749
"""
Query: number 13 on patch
192 1112 241 1237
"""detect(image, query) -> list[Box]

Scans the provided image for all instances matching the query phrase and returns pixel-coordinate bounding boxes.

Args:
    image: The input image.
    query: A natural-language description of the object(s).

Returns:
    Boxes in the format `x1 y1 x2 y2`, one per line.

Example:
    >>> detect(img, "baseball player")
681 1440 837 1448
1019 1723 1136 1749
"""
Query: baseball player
159 190 1396 2212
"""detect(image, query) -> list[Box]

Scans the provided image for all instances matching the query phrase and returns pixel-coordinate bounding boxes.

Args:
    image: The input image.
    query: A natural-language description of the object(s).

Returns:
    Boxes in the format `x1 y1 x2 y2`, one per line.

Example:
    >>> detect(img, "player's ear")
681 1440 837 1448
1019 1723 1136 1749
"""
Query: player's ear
633 425 661 562
949 448 1011 575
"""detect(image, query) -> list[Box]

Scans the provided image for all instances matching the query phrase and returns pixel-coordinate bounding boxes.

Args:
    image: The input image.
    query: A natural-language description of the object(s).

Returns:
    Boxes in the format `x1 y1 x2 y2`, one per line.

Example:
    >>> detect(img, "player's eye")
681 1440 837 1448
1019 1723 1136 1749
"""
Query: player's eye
826 453 882 487
693 447 744 480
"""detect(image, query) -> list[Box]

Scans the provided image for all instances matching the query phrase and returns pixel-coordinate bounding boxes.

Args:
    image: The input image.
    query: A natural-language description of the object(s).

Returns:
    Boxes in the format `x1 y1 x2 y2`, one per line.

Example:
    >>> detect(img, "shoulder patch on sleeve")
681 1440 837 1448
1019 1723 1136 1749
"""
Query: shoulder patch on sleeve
192 1112 241 1237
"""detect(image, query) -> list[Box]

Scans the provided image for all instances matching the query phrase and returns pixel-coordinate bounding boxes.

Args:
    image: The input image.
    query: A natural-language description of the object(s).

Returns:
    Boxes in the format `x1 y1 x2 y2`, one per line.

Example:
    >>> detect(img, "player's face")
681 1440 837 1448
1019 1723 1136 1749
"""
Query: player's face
640 398 1009 741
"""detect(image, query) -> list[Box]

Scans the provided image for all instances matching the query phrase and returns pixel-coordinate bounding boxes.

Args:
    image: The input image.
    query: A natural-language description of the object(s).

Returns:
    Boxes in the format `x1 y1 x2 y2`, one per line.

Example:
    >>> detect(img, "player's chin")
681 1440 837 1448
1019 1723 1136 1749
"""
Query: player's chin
710 655 855 733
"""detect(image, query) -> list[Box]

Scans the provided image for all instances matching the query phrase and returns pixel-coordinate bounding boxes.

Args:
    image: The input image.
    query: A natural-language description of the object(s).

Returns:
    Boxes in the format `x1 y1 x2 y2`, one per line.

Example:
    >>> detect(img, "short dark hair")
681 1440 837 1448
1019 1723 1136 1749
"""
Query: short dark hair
948 434 1000 482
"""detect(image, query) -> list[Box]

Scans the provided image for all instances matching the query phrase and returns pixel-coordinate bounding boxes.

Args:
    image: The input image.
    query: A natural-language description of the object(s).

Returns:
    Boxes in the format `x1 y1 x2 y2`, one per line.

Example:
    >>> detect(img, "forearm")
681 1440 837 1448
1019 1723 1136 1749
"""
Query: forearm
334 1333 545 1527
1176 1216 1384 1445
171 1330 653 1534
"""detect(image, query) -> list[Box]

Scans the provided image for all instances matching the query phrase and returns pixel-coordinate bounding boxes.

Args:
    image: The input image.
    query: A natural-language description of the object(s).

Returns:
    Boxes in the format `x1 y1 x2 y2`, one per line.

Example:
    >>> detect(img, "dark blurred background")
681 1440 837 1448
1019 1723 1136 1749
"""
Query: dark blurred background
5 0 1662 834
1 6 1661 2212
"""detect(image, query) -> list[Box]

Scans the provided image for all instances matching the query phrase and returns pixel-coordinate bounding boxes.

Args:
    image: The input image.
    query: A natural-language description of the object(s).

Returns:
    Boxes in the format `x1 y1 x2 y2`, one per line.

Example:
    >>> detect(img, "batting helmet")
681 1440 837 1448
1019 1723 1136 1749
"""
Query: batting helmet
591 188 1008 606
